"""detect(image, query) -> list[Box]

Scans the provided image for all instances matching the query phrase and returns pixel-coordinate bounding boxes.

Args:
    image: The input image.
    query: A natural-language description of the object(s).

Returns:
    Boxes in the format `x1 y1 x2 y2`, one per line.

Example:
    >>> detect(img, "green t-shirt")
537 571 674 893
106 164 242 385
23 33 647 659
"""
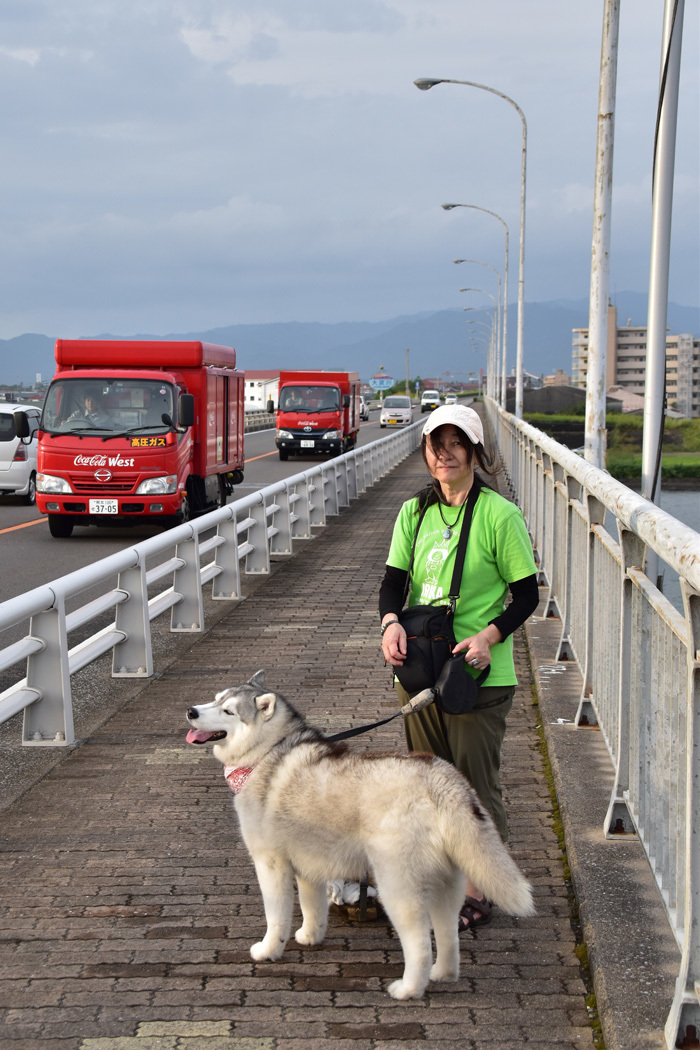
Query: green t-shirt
386 486 537 686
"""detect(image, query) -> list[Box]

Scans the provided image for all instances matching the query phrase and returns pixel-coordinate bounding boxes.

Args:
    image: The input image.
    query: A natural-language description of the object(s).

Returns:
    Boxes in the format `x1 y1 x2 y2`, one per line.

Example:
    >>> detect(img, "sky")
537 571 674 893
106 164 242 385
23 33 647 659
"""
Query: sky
0 0 697 340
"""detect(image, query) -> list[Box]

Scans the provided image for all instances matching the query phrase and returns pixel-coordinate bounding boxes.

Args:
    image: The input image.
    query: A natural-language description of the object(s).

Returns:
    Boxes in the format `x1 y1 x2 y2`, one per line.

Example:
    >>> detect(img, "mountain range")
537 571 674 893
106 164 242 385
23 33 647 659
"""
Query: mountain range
2 292 698 387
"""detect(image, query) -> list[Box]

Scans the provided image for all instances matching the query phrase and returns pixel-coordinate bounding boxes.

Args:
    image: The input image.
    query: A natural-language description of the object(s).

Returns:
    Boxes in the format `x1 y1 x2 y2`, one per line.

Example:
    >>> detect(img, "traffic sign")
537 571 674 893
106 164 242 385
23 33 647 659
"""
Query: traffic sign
369 375 394 390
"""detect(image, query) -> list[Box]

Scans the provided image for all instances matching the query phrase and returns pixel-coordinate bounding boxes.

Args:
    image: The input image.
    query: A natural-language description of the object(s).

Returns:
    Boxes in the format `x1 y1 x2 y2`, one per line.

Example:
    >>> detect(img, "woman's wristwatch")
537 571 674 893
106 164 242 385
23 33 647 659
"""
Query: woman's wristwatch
380 617 399 636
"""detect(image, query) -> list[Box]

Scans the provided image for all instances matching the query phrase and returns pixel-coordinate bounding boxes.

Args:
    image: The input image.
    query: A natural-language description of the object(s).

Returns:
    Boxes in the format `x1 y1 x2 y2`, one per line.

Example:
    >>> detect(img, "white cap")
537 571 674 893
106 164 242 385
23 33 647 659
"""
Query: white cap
422 404 484 446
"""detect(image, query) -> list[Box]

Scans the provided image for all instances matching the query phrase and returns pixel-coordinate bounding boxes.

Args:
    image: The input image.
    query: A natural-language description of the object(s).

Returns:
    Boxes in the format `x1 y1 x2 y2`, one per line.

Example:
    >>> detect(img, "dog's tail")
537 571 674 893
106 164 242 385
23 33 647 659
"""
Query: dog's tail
438 771 535 918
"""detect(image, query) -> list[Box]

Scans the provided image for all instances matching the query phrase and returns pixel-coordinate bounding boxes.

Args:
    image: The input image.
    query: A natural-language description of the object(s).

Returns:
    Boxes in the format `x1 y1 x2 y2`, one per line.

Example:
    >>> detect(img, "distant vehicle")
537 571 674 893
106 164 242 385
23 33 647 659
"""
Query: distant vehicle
0 403 40 505
359 395 370 421
421 390 441 413
380 395 413 428
444 394 458 405
275 370 360 459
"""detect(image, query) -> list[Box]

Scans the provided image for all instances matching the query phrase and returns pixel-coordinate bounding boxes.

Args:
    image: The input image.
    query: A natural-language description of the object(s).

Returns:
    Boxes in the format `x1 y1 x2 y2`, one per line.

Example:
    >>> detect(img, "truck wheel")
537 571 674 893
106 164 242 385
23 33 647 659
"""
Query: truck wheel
279 450 289 461
23 472 37 506
48 515 74 538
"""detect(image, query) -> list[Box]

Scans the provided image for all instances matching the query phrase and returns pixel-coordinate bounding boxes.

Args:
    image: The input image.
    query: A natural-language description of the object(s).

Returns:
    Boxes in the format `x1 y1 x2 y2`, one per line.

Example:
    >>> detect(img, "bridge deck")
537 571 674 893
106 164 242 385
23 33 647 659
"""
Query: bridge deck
0 412 677 1049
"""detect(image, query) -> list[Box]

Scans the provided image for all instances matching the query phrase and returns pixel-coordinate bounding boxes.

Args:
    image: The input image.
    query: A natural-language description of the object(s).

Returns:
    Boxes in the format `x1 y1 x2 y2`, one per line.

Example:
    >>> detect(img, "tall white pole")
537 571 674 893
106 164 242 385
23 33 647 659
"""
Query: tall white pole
454 260 503 405
416 78 527 415
642 0 685 510
585 0 620 469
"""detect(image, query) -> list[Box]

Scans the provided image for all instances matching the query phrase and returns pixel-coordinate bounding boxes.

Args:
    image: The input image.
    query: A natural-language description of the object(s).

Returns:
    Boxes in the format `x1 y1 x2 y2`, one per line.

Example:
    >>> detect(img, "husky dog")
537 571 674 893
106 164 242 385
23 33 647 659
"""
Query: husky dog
186 671 535 1000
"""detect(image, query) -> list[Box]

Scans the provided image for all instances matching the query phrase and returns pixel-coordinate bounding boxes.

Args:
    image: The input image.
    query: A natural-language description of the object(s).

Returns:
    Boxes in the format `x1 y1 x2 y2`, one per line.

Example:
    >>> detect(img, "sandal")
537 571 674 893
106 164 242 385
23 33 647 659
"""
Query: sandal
458 895 493 931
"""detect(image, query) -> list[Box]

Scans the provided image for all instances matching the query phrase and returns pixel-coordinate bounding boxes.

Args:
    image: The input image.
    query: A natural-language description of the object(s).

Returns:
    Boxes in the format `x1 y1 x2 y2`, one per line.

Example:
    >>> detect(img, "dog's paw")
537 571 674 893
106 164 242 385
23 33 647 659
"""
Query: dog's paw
387 979 425 1000
295 924 326 947
250 938 285 962
430 963 459 983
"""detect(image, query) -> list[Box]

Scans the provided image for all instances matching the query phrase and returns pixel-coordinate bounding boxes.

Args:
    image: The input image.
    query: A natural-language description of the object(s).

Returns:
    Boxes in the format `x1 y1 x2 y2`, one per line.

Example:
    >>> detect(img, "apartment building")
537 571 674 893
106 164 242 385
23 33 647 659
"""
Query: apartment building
572 304 700 417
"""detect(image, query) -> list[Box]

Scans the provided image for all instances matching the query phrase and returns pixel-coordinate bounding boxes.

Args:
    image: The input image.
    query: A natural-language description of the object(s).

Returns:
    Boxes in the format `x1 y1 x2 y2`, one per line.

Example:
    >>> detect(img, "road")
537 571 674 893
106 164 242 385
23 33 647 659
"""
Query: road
0 413 390 606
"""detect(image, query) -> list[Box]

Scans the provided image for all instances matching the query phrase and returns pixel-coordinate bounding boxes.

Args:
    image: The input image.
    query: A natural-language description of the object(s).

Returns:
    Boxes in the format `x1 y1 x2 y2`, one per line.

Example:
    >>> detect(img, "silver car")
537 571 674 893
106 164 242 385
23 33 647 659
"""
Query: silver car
380 395 413 427
0 403 40 505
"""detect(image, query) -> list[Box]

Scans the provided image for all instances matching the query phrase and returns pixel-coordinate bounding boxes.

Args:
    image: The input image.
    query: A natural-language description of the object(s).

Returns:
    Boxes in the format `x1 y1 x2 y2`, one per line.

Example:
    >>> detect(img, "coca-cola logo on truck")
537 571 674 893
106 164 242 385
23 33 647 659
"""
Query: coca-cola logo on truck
73 455 135 468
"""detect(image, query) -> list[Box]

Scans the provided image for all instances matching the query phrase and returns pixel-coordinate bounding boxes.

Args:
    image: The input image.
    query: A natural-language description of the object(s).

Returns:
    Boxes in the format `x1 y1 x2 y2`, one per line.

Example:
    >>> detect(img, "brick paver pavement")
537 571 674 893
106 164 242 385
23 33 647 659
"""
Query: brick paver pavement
0 446 597 1049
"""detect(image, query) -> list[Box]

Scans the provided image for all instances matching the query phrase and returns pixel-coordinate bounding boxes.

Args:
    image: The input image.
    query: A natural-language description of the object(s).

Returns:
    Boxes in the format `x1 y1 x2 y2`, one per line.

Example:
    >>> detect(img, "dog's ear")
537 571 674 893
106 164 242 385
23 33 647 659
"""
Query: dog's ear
255 692 277 720
249 669 265 689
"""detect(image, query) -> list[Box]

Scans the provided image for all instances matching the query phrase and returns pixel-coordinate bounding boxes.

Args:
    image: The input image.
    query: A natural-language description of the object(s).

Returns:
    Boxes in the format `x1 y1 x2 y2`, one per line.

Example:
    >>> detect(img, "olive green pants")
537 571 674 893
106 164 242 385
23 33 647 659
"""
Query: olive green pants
396 680 515 843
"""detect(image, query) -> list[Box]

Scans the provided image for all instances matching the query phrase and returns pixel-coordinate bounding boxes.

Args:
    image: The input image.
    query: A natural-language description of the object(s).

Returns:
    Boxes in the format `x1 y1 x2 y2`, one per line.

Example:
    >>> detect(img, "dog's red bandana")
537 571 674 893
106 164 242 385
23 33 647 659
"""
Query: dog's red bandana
224 765 254 794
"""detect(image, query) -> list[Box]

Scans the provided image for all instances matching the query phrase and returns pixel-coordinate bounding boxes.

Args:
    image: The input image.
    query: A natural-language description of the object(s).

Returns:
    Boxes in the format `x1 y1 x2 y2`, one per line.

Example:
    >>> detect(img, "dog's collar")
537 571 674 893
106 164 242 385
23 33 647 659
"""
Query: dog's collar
223 765 254 794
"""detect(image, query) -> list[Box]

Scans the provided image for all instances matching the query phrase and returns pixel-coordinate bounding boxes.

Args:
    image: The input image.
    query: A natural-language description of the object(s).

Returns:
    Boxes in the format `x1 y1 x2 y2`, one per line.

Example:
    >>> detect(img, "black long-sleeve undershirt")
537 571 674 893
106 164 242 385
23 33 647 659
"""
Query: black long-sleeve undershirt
379 566 540 641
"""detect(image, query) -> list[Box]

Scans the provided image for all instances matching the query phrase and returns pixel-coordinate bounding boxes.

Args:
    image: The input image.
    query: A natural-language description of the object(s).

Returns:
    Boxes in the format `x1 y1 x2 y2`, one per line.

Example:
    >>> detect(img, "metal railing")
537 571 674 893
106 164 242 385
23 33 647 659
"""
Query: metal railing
0 423 422 748
486 398 700 1048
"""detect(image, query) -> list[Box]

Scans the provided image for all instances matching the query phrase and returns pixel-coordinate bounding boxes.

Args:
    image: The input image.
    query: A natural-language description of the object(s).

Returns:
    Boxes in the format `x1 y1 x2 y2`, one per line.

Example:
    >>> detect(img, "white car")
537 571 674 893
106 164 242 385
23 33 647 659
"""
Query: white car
0 402 40 505
359 395 370 421
420 390 441 413
380 395 413 427
444 394 458 405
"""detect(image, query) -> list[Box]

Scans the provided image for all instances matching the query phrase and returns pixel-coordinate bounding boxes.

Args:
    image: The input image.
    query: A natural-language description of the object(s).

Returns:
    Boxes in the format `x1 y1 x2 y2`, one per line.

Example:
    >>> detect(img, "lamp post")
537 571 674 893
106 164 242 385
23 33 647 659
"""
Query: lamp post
454 260 503 405
465 317 496 399
442 202 508 408
460 288 500 400
416 77 527 416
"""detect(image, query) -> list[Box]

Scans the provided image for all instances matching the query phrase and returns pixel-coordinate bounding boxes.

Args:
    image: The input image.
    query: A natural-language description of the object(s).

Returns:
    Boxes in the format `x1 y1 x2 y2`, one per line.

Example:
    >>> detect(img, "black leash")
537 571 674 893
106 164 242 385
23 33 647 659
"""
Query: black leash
326 688 435 742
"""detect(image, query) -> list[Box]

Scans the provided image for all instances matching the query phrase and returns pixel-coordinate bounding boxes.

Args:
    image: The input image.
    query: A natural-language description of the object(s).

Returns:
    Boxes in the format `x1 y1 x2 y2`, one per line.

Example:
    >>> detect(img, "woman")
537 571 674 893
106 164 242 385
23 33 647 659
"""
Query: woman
379 404 538 931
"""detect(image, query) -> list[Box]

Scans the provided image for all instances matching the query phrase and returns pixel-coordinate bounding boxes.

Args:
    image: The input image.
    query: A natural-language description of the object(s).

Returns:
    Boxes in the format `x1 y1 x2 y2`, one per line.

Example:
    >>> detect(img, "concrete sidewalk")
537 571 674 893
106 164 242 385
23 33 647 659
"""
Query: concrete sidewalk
0 423 678 1049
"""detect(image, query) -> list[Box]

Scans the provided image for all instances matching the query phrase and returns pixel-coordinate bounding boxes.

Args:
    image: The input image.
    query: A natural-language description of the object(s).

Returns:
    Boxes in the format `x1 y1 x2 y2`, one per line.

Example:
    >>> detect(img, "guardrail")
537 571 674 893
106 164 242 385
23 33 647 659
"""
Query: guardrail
244 410 275 431
485 398 700 1048
0 422 422 748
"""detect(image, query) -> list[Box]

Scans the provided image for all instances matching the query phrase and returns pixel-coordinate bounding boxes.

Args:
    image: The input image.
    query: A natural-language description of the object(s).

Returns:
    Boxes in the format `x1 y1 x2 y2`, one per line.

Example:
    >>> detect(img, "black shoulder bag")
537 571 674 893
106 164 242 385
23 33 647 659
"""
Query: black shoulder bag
394 478 490 712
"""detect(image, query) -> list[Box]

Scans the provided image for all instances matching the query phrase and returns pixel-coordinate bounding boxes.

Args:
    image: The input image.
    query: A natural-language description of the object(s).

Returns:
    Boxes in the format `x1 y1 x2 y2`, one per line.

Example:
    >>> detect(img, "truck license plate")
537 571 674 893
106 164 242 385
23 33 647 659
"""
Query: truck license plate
89 499 119 515
300 439 315 448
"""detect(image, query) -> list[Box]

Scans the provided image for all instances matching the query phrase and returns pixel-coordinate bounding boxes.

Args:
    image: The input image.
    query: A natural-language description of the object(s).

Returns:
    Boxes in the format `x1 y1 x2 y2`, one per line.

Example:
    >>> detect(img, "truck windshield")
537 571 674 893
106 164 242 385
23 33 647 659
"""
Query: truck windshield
279 386 339 412
41 379 176 436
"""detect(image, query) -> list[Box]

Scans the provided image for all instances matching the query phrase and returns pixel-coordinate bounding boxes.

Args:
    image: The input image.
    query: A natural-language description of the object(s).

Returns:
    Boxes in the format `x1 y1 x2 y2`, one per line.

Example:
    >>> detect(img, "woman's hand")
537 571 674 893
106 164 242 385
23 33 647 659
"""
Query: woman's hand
381 621 407 666
453 624 503 671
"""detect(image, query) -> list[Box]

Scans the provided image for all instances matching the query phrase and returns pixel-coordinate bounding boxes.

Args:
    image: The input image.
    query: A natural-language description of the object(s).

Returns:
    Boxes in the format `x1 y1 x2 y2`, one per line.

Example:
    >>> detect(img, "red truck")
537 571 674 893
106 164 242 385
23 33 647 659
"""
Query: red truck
274 370 361 460
25 339 245 538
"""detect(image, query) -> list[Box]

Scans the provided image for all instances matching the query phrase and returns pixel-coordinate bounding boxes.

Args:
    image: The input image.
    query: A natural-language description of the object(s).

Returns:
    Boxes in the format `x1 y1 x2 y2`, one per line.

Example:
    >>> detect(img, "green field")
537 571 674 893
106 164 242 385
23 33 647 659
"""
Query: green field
524 413 700 481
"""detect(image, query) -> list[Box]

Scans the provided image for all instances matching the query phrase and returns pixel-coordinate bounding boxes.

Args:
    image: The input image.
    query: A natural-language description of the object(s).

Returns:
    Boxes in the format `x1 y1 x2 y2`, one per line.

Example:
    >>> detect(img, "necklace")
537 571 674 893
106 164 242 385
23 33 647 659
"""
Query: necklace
437 496 468 540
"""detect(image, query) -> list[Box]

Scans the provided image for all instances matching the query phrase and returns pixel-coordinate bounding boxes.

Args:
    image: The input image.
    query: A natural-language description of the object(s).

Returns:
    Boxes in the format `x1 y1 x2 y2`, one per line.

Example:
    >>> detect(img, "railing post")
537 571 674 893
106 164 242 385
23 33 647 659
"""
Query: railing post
269 488 293 555
289 479 312 540
665 581 700 1048
212 511 244 600
604 527 645 836
171 533 204 631
245 499 271 575
113 562 153 676
22 599 74 746
574 493 606 724
323 465 339 518
555 473 580 662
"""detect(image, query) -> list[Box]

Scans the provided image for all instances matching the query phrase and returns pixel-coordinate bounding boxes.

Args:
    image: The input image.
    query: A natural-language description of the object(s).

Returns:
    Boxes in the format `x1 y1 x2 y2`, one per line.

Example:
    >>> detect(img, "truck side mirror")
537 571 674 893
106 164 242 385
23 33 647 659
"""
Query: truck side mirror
267 399 275 413
342 394 350 408
13 411 30 439
178 393 195 428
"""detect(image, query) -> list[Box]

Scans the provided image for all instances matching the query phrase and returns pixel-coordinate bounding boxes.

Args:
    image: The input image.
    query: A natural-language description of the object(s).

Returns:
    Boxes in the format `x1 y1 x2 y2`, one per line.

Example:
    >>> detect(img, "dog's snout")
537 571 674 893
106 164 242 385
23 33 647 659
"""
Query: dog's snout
187 707 199 721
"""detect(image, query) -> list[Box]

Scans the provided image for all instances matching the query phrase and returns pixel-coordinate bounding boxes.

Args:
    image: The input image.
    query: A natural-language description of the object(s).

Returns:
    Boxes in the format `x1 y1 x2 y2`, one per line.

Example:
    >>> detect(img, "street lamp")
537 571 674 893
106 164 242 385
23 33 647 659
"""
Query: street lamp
454 260 503 404
465 317 496 399
442 203 508 409
416 77 527 417
460 288 499 393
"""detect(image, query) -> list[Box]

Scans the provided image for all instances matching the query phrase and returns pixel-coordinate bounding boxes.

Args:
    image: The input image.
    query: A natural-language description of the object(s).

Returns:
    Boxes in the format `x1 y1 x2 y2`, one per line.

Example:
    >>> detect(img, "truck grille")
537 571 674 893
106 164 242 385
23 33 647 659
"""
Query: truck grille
71 474 139 493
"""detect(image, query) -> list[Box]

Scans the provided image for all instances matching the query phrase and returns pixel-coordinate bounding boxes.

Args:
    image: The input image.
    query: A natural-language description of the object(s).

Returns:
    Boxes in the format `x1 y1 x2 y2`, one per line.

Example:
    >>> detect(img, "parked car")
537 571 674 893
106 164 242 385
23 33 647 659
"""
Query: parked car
359 395 370 421
380 395 413 428
0 402 40 505
420 390 441 413
444 394 458 405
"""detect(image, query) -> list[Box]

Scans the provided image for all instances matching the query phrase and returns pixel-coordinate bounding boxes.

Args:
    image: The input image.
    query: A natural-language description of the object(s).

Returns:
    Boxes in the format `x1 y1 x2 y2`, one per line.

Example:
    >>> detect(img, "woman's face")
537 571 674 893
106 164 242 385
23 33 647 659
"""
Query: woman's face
424 424 473 490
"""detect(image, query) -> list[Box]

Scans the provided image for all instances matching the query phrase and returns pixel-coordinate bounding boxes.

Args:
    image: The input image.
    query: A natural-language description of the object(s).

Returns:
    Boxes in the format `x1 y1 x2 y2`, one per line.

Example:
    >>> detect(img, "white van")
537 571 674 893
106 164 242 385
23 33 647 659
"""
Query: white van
420 390 441 413
0 402 41 505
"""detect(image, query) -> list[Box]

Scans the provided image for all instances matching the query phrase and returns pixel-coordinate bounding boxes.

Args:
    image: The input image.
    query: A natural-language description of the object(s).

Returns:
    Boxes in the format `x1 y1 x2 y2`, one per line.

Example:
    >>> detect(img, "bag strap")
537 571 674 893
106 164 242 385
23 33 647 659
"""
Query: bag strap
403 476 482 614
